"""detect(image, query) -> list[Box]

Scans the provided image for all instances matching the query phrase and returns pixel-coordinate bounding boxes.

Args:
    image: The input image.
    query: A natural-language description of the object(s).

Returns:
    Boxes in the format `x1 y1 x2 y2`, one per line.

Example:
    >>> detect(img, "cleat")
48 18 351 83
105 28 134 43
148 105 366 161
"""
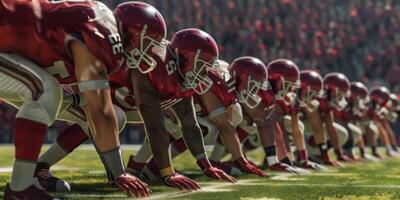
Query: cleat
34 162 70 192
4 183 62 200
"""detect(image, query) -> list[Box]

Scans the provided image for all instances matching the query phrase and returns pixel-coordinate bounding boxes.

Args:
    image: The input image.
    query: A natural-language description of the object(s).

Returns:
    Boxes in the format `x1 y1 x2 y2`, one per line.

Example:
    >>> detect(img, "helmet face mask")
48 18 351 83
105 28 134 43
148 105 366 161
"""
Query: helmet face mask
275 78 300 105
237 77 269 109
178 49 218 94
125 25 167 73
329 88 348 111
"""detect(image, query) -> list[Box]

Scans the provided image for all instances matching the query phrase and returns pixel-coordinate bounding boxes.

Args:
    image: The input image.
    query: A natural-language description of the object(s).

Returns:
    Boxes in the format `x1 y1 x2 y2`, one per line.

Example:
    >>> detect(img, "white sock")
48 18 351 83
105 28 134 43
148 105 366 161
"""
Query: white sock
10 160 36 191
267 156 279 166
38 143 69 166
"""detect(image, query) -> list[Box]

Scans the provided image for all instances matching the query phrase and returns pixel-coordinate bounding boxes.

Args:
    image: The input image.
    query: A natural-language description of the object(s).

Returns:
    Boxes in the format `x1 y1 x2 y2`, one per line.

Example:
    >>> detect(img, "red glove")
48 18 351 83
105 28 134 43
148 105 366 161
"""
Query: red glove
197 158 236 183
320 153 343 167
299 160 328 171
269 162 299 174
235 157 267 177
115 172 151 198
163 172 200 191
335 150 356 163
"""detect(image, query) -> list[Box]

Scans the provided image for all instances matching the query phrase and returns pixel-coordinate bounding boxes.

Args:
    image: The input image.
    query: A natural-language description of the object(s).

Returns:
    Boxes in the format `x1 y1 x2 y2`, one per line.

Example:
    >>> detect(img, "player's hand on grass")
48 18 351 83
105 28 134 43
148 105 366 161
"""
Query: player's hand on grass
299 160 328 171
235 157 267 177
115 172 151 198
197 158 236 183
335 152 356 163
162 173 200 191
203 166 237 183
269 162 300 174
320 153 343 167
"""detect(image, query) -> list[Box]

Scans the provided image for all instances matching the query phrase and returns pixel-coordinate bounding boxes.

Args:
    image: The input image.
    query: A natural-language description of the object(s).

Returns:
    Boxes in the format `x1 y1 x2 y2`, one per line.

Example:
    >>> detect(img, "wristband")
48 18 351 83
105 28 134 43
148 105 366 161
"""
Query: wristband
196 157 212 171
160 166 174 177
194 152 207 160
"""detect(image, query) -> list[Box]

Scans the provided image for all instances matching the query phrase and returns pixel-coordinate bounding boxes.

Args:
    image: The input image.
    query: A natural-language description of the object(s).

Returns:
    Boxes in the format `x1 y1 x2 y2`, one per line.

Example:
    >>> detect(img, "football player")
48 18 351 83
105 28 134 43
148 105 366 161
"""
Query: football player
34 28 237 192
304 73 354 165
0 0 153 198
333 82 370 161
381 93 400 154
127 59 267 178
228 58 307 173
279 70 328 170
366 87 397 157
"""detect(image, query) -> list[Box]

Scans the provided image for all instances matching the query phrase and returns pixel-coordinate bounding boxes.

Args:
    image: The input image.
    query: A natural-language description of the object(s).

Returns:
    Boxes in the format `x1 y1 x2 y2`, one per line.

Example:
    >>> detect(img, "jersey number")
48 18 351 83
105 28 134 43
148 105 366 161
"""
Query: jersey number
166 60 178 76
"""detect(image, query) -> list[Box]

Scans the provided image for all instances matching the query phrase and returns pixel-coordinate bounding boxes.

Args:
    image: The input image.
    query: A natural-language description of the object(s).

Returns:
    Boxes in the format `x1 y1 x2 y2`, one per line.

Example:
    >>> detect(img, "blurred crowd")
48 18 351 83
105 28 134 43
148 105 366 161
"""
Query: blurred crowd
1 0 400 143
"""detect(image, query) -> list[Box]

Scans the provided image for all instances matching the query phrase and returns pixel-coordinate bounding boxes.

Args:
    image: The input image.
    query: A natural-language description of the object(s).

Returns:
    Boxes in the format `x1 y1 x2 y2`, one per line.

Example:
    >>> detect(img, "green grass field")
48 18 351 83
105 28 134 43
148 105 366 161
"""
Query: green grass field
1 145 400 200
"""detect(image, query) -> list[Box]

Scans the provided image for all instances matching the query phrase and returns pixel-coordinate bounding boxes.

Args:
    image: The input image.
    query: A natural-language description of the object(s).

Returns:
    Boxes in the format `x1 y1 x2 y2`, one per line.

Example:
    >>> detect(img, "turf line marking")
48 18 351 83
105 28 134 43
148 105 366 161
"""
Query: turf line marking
3 180 398 199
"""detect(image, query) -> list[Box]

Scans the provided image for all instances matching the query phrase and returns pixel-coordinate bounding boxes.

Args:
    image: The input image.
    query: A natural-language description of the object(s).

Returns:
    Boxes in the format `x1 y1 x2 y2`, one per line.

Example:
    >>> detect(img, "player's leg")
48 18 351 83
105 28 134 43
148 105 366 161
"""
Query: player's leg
0 53 62 198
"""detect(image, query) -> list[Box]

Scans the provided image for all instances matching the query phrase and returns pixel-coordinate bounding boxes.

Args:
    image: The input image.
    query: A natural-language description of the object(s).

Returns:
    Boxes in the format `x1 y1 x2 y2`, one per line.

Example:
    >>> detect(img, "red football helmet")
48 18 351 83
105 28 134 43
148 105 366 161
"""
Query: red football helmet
369 86 390 108
390 93 400 112
350 82 369 113
114 2 167 73
369 86 391 118
266 59 300 104
169 28 219 94
323 72 350 110
229 56 268 109
298 70 323 105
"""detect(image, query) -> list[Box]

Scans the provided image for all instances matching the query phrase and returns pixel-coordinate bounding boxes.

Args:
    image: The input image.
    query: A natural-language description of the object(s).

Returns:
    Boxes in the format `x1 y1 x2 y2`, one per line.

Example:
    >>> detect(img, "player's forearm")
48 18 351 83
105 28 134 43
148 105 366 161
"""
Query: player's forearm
83 89 120 151
307 110 326 144
383 120 398 147
146 127 172 170
290 114 306 150
218 128 243 160
181 125 208 160
325 122 341 150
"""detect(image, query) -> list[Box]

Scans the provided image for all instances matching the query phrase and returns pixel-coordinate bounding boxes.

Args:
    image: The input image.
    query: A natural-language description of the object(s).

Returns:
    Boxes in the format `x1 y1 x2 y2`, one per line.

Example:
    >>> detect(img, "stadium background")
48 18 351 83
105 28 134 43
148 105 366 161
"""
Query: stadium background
0 0 399 144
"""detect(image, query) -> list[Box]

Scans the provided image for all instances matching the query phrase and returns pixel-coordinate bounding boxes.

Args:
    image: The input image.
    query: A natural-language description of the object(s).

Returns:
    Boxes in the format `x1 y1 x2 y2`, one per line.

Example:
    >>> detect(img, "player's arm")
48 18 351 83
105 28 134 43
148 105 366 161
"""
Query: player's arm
130 69 203 189
129 69 171 171
200 92 242 160
172 96 236 182
72 41 150 197
323 111 342 151
304 108 326 144
72 41 119 151
289 112 306 150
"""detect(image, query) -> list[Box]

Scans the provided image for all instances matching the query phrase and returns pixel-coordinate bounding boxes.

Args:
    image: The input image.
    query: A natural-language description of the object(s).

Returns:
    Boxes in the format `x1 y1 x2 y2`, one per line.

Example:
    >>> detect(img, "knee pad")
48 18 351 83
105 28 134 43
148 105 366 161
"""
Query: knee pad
197 116 218 144
332 122 349 146
114 105 127 133
369 122 380 141
243 134 260 151
238 119 258 136
283 115 305 135
227 103 243 127
347 123 363 145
